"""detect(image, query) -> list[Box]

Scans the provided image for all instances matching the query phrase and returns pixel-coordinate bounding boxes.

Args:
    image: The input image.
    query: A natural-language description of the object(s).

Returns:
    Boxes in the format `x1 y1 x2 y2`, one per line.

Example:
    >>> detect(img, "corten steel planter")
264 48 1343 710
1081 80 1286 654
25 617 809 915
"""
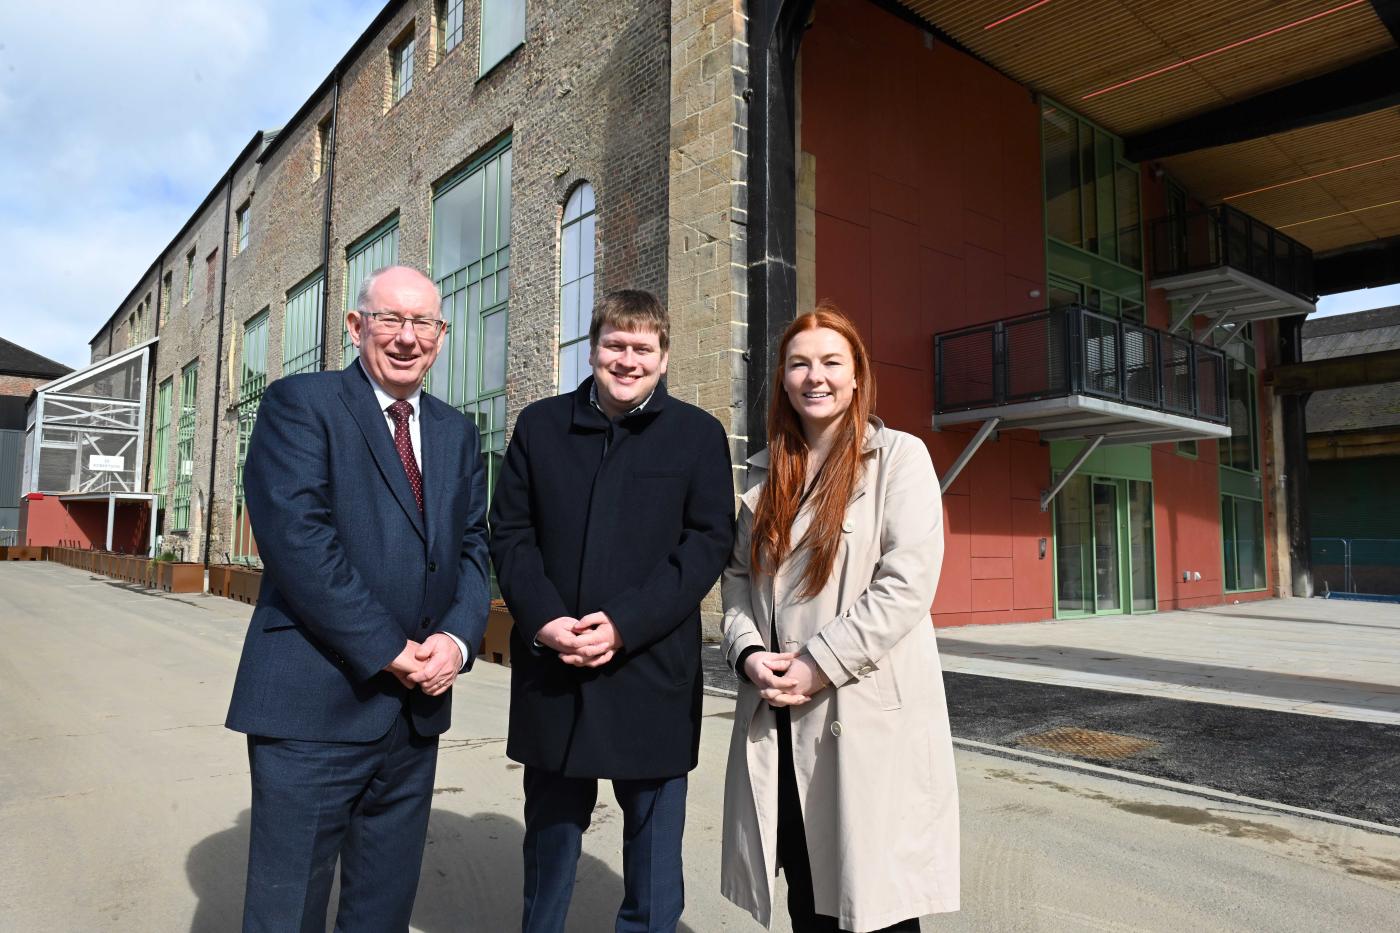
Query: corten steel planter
226 566 263 605
207 565 233 598
479 602 514 667
0 546 44 561
157 562 204 594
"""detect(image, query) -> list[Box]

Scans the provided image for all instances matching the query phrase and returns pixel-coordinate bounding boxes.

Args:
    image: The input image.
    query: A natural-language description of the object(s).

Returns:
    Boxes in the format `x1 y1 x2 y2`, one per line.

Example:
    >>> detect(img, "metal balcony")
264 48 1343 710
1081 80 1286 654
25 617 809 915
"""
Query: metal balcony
933 305 1232 505
1150 204 1316 331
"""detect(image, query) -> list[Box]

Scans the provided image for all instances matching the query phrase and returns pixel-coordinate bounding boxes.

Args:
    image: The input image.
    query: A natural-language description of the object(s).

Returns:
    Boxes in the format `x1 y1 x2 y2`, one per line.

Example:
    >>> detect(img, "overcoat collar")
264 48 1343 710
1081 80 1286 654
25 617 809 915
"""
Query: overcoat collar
569 375 670 433
741 417 890 510
339 361 427 540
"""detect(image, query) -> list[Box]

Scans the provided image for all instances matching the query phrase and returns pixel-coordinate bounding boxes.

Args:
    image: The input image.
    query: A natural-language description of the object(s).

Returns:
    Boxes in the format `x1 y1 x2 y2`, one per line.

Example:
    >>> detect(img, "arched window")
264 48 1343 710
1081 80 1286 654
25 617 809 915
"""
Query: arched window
558 182 596 392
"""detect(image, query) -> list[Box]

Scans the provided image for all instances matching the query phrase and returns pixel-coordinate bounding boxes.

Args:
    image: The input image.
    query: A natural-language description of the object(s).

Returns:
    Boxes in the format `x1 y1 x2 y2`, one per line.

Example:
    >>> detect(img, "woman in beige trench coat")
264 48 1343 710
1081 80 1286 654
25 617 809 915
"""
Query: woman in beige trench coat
720 305 959 932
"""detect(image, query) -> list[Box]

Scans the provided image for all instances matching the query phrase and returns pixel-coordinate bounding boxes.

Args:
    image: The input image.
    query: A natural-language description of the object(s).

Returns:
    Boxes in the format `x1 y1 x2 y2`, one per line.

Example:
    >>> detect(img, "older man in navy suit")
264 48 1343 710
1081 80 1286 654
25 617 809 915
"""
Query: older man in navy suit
226 265 490 932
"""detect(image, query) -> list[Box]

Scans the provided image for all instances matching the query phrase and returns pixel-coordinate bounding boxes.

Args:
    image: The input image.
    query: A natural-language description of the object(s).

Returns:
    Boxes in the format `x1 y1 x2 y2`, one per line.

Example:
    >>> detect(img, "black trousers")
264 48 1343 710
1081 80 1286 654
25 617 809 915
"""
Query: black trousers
775 708 919 933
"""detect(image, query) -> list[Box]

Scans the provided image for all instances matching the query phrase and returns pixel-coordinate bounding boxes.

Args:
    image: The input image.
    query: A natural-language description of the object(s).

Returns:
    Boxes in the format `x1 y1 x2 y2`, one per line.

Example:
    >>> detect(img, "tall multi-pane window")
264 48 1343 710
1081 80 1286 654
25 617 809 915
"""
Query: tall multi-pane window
391 32 415 103
558 183 596 393
236 202 250 255
152 378 173 510
481 0 526 76
184 249 196 305
171 362 199 531
344 218 400 366
1042 102 1144 320
233 312 269 565
283 273 324 376
160 272 172 326
437 0 464 57
316 116 333 179
1219 325 1265 590
431 141 512 491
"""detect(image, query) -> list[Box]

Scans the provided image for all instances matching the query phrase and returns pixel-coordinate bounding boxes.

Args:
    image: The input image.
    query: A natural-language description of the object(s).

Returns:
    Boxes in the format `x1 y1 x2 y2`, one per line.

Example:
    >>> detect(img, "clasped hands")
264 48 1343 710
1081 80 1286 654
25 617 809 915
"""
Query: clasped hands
743 650 828 707
383 633 462 696
536 611 623 667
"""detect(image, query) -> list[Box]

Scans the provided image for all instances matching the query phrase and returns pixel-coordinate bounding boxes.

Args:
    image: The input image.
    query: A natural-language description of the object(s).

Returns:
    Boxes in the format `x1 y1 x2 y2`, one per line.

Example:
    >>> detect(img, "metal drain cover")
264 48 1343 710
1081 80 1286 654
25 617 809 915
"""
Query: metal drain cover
1018 726 1158 760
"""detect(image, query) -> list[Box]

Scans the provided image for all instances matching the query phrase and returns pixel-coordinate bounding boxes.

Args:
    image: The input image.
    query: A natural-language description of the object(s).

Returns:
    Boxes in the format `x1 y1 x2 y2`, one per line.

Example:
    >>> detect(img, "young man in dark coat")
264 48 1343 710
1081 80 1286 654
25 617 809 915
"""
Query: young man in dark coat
489 289 735 933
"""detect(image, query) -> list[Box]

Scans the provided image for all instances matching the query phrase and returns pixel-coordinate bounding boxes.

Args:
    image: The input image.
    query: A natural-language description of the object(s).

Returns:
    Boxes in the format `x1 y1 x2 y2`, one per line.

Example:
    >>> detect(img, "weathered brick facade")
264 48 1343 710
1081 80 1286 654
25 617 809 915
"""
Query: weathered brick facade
87 0 695 577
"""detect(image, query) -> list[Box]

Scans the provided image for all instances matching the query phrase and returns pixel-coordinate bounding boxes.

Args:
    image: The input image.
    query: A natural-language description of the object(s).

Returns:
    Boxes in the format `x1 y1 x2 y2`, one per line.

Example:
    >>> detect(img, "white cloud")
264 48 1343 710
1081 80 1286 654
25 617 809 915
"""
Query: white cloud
0 0 382 368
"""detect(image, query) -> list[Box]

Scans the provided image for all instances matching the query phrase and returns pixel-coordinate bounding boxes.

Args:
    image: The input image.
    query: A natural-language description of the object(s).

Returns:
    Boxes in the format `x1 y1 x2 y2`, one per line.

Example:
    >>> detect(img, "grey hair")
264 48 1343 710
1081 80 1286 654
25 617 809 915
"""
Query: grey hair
356 267 393 312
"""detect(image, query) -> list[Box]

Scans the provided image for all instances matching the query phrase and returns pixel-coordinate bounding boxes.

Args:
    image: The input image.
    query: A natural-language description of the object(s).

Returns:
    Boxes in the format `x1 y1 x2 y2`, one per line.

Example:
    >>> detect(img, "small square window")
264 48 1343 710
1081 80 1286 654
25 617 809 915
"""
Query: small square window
391 32 415 104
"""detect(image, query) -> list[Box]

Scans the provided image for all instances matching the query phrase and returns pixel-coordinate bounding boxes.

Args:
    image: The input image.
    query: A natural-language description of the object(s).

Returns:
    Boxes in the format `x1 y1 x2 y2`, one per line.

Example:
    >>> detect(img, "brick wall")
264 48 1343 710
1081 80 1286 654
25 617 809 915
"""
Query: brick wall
0 375 53 398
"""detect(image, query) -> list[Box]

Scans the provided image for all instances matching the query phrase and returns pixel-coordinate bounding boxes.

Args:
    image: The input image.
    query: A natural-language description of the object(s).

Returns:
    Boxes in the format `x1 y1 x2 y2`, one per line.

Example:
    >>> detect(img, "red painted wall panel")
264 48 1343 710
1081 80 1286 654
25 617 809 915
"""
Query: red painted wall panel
805 0 1046 625
18 496 150 553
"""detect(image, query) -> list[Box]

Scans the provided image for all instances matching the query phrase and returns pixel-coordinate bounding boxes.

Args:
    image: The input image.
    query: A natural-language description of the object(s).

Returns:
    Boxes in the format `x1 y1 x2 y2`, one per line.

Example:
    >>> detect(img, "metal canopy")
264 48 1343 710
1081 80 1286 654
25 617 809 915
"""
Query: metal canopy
1155 265 1317 329
935 394 1232 446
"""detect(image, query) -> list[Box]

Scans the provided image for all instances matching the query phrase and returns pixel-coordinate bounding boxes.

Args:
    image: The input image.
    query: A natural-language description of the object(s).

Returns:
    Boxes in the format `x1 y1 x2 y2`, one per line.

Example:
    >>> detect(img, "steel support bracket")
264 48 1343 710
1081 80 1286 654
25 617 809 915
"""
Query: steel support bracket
1040 434 1106 512
939 417 1001 493
1170 291 1211 334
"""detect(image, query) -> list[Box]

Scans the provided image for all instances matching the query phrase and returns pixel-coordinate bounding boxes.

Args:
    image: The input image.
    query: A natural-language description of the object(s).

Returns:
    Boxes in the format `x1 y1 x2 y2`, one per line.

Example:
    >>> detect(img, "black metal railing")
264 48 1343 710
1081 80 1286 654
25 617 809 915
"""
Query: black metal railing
934 304 1228 423
1150 203 1315 302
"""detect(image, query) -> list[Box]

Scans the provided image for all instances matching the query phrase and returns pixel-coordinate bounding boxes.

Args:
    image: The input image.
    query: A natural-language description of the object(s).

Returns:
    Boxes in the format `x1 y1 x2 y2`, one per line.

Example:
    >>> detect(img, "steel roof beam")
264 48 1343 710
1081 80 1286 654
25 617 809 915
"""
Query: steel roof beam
1123 49 1400 162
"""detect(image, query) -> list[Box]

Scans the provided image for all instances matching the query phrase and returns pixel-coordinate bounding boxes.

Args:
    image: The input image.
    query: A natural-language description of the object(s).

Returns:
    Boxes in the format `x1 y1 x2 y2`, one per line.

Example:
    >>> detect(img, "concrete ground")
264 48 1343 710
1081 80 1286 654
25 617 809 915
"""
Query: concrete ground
4 562 1400 932
935 598 1400 724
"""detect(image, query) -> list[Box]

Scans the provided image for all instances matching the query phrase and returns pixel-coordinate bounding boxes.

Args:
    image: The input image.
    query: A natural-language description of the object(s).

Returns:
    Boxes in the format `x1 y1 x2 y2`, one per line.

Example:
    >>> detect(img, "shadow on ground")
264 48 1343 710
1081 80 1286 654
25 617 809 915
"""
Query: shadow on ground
187 808 699 932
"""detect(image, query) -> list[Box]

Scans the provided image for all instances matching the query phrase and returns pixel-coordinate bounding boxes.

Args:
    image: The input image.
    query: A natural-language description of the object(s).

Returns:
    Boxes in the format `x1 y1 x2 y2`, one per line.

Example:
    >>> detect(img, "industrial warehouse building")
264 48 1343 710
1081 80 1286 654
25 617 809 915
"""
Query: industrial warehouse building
21 0 1400 626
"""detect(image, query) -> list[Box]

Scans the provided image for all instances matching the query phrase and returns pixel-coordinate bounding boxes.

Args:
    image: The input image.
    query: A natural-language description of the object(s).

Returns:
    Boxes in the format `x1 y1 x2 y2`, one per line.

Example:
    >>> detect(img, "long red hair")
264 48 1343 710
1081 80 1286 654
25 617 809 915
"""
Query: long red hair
751 304 877 599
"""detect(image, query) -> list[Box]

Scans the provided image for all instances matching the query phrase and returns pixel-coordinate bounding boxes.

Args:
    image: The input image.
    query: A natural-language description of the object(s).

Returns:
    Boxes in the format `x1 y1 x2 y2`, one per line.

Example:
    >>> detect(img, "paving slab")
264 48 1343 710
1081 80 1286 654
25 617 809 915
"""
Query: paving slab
5 564 1400 932
935 598 1400 723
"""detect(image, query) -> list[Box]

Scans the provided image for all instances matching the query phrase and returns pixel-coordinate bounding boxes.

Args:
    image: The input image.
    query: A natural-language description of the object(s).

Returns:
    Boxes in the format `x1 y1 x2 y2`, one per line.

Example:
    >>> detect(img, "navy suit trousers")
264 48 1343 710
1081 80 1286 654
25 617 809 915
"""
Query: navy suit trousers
243 705 438 933
521 767 688 933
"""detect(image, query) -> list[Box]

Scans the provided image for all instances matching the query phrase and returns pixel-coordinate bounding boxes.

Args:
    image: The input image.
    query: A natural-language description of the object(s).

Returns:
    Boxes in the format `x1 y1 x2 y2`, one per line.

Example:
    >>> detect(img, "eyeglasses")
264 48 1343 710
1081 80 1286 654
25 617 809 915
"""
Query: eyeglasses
363 311 448 337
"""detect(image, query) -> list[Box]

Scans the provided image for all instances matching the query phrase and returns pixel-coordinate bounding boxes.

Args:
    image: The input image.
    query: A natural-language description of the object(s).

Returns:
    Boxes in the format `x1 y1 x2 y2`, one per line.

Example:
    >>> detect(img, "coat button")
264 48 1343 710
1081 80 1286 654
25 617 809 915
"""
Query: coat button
421 618 431 631
858 664 874 676
841 519 855 533
830 721 843 737
427 561 438 572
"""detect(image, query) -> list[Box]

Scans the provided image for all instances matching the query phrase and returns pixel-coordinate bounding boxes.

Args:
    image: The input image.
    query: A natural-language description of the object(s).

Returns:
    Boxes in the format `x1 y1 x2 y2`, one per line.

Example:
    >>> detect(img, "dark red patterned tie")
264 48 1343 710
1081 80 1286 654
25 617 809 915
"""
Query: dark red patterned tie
387 400 423 513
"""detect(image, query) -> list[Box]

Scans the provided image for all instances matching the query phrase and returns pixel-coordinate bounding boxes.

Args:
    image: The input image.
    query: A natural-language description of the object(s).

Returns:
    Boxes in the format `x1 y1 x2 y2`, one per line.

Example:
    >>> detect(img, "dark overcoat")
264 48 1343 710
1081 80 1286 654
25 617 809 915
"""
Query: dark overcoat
225 362 491 742
489 377 735 779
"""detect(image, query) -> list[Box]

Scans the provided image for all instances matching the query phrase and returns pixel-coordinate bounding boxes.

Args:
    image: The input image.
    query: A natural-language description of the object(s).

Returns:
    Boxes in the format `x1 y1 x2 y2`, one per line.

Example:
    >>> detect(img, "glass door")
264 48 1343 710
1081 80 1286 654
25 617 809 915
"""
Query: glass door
1055 474 1157 616
1092 480 1123 613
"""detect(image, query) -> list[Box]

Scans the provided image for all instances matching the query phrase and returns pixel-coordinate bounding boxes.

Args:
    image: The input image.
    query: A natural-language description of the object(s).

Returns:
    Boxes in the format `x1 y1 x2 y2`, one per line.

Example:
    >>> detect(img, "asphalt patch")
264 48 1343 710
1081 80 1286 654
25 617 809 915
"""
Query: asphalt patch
700 647 1400 827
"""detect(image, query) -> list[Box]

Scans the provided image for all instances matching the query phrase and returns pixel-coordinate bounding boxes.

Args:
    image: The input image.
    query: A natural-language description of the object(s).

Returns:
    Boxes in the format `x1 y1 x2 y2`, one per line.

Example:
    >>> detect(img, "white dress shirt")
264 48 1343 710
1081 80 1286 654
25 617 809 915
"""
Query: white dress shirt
360 361 468 672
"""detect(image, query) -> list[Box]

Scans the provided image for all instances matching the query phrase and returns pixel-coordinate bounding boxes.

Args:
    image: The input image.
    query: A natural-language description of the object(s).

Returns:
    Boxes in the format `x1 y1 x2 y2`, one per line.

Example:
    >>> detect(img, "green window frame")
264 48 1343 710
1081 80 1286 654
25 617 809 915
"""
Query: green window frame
171 362 199 532
558 182 595 393
343 218 401 366
1042 100 1144 318
233 311 269 564
480 0 525 77
430 139 512 493
151 377 173 510
437 0 464 57
160 272 172 326
236 202 250 255
1222 493 1267 593
391 32 415 103
283 272 324 376
183 249 196 305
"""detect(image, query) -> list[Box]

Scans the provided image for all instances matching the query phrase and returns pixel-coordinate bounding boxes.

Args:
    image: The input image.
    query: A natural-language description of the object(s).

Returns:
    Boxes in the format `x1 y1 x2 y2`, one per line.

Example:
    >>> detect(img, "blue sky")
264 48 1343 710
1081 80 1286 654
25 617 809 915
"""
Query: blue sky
0 0 382 369
1 1 1395 370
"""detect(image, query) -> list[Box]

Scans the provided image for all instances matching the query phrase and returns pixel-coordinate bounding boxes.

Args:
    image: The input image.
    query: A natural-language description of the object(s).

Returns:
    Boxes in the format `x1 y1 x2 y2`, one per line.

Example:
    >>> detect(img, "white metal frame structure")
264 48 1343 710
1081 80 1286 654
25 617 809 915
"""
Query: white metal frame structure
23 338 156 497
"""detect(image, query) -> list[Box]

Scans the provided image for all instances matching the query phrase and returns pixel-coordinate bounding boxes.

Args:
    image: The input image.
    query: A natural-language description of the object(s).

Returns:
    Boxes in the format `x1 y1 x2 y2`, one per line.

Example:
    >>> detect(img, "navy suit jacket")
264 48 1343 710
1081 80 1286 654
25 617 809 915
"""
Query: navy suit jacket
226 362 490 742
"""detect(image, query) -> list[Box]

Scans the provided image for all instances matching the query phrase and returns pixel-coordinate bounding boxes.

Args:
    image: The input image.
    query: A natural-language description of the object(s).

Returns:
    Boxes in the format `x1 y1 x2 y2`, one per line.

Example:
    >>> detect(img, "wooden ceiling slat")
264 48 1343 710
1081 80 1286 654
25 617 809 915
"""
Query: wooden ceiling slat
891 0 1400 251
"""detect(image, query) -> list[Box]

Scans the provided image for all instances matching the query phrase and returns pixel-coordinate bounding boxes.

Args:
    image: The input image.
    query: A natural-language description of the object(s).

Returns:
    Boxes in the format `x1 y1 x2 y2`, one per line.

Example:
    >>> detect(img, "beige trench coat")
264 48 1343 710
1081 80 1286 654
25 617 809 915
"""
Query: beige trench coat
719 420 959 932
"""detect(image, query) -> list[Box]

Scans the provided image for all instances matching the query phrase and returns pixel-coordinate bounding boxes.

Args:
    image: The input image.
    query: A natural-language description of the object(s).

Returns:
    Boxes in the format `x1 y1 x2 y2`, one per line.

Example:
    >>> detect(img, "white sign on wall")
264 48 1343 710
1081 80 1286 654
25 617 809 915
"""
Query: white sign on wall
89 455 125 472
